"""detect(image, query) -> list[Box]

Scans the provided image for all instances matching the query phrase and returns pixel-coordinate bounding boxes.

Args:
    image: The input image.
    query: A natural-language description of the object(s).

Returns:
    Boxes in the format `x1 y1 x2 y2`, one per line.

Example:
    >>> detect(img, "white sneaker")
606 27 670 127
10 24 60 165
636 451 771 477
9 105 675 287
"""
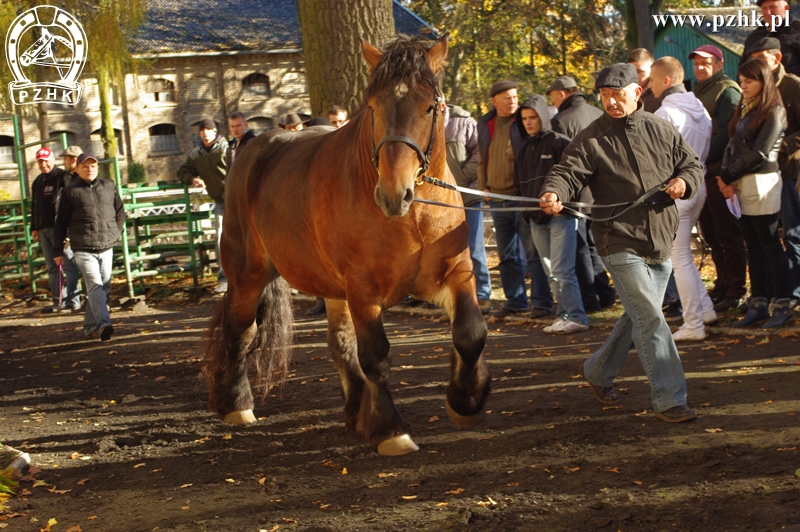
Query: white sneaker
543 318 566 333
214 281 228 293
672 325 705 342
558 319 589 334
702 309 718 325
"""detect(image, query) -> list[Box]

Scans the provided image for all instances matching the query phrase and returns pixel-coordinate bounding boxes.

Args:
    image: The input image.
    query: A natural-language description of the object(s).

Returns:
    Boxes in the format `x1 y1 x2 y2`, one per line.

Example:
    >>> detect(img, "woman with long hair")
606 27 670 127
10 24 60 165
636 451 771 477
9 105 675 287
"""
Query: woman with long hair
717 58 793 328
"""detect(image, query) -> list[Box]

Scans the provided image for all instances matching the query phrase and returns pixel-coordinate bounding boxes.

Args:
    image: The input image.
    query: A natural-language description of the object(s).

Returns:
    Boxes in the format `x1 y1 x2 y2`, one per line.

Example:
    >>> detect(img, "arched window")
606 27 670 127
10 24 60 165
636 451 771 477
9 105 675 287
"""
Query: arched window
187 77 217 101
46 131 78 154
248 117 273 136
0 136 15 164
90 129 124 156
242 73 270 96
146 78 176 103
149 124 179 153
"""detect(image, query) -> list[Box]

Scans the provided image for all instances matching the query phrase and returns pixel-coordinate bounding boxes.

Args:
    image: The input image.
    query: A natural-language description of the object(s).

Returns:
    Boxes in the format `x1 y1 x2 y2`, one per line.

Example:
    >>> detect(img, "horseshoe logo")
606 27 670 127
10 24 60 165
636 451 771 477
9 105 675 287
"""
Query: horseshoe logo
5 5 87 106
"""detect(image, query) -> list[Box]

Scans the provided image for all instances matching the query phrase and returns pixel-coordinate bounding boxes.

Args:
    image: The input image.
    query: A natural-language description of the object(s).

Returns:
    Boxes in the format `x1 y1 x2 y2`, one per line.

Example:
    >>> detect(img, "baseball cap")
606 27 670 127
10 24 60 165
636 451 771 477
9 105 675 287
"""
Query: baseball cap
58 146 83 158
76 153 98 165
689 44 723 62
35 147 53 160
546 76 578 94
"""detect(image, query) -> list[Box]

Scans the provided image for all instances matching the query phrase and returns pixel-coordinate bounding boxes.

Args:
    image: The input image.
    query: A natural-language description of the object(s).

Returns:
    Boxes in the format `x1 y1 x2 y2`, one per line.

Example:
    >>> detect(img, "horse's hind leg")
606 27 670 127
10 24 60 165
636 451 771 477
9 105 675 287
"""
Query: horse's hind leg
440 261 491 427
330 298 417 455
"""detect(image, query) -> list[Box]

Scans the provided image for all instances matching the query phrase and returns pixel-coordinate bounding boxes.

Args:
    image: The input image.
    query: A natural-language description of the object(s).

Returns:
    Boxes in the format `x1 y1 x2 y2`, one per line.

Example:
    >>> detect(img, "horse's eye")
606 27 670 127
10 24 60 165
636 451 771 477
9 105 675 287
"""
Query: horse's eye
425 106 434 115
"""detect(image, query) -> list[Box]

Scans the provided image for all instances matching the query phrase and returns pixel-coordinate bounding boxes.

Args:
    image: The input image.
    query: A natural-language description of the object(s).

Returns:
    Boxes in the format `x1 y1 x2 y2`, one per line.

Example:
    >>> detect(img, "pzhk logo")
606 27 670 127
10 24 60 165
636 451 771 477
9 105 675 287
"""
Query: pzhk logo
5 6 87 106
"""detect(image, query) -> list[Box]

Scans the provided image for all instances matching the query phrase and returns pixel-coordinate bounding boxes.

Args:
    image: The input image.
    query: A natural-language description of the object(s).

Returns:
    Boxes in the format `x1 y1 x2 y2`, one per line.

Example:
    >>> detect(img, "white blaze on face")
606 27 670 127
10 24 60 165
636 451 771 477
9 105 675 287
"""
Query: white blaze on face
394 83 409 99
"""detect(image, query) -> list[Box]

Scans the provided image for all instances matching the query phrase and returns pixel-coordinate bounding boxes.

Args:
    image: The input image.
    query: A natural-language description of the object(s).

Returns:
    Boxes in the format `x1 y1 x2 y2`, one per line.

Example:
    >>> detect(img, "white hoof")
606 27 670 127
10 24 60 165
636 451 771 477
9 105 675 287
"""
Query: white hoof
376 434 419 456
446 401 484 428
222 409 256 425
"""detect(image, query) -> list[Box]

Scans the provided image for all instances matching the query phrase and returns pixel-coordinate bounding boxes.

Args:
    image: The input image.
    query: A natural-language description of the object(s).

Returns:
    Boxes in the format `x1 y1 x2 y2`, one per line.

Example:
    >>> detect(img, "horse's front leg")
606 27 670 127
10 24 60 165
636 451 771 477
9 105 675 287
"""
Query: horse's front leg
439 258 491 427
342 297 417 455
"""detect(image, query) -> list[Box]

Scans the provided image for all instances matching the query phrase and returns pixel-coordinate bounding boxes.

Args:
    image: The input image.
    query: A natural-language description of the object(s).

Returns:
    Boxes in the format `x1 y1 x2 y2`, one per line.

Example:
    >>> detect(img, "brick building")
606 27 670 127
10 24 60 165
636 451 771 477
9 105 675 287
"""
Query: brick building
0 0 432 199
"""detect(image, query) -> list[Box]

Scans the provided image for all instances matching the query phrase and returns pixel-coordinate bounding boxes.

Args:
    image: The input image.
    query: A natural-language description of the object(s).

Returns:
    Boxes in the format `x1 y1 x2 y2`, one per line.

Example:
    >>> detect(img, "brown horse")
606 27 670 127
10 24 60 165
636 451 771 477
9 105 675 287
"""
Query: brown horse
202 34 490 455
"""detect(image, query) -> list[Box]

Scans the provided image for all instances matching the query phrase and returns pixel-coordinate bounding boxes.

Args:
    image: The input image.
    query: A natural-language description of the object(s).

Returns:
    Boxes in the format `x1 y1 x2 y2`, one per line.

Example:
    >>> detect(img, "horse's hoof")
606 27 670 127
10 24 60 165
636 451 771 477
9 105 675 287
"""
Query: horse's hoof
376 434 419 456
222 409 256 425
446 401 484 428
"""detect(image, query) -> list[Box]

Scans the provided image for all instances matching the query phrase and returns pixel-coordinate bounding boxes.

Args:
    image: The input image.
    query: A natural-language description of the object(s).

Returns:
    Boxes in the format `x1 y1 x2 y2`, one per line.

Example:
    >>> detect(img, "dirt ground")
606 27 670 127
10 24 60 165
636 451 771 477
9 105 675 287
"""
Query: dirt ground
1 278 800 532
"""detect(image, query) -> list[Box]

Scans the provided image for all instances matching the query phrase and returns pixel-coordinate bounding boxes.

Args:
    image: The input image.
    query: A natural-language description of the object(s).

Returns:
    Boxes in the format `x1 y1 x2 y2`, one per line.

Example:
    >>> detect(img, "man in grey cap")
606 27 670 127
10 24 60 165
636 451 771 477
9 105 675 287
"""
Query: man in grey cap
177 118 229 293
749 37 800 308
547 76 603 139
539 63 704 423
477 80 553 319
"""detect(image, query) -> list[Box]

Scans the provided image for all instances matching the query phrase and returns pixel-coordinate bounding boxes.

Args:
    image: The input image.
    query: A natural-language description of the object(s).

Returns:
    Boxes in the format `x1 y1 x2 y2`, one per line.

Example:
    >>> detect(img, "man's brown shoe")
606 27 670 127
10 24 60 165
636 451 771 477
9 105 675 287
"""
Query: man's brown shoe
578 363 620 405
655 405 696 423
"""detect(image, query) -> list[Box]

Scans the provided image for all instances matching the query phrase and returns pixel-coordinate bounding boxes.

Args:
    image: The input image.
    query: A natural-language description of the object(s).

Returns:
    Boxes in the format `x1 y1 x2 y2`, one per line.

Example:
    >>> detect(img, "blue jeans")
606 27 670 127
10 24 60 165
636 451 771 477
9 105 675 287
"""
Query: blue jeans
583 252 688 412
465 207 492 300
781 177 800 300
74 249 113 335
490 201 552 310
214 201 226 282
38 227 81 309
530 215 587 325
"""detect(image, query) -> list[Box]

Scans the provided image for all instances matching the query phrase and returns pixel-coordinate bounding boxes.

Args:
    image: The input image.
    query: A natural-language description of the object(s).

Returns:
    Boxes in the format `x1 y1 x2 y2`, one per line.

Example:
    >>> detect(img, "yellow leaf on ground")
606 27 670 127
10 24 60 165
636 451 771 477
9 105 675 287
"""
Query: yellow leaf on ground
428 416 439 422
225 478 235 483
779 330 798 338
65 526 82 532
222 434 232 440
401 495 417 500
341 468 348 475
705 428 724 433
133 463 146 469
378 472 397 478
436 502 449 506
445 487 464 495
40 517 57 532
564 467 580 473
76 479 89 485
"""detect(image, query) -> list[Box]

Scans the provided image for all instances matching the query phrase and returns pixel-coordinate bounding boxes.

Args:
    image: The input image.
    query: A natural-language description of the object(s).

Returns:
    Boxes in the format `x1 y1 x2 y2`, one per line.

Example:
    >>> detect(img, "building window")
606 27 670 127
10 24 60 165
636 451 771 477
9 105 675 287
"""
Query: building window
90 129 124 157
187 77 217 101
0 136 15 164
47 131 78 154
149 124 179 153
146 78 176 103
242 73 270 96
248 117 273 136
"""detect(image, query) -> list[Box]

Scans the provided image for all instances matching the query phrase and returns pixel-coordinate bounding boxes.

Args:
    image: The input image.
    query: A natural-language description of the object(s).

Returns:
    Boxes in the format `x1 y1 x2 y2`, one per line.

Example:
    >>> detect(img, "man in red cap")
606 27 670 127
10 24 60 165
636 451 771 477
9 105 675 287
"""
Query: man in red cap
29 146 81 313
691 44 748 314
53 153 125 341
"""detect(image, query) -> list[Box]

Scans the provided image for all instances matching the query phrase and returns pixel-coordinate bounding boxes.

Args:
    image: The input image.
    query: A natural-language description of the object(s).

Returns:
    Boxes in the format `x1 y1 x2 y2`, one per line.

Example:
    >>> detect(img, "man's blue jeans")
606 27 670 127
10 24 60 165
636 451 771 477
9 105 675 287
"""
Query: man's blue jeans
465 207 492 300
38 227 81 309
490 201 552 310
213 201 226 282
530 215 588 325
781 177 800 300
74 249 113 336
582 252 688 412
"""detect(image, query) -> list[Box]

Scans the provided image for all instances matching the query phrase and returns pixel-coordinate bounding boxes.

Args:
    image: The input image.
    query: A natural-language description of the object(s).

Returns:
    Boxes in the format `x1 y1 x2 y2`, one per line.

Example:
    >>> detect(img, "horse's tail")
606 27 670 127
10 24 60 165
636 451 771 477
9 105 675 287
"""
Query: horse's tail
250 277 295 398
202 277 294 411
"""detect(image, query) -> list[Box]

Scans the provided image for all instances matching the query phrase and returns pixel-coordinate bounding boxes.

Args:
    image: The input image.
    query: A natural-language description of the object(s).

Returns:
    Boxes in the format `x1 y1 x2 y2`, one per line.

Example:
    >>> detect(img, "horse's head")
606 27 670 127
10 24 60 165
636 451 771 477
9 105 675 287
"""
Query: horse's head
362 34 448 218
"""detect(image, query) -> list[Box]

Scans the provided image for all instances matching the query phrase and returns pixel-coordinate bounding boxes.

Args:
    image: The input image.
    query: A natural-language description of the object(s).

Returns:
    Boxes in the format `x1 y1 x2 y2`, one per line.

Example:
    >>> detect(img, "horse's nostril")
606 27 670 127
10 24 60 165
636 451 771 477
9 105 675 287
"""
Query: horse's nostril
403 188 414 204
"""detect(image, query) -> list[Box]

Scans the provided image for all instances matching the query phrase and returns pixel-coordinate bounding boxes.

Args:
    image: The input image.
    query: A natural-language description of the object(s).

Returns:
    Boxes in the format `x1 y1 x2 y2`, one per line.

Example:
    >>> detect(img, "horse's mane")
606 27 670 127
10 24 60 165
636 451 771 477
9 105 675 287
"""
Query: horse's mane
364 34 443 102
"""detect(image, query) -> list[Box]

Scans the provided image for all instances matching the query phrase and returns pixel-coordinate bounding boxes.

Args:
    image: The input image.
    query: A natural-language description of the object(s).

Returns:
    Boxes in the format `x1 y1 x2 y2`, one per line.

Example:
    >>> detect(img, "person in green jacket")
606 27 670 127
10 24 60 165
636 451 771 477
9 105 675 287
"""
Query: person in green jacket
177 118 229 293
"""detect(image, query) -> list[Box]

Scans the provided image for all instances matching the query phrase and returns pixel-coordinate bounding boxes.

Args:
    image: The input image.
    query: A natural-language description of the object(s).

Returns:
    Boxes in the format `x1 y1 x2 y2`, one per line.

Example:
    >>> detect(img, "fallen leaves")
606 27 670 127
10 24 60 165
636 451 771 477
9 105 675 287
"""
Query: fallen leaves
445 487 464 495
705 428 724 433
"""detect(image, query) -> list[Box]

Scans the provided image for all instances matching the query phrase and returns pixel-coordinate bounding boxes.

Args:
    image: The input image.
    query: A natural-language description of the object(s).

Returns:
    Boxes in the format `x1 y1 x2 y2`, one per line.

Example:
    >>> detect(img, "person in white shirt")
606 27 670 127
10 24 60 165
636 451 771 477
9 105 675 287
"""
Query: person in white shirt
651 56 718 341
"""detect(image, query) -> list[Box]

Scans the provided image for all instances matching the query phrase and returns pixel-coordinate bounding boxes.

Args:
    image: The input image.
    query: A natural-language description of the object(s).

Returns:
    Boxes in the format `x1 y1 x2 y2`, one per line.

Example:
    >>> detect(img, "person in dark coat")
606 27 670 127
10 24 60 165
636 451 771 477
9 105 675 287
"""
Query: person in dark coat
226 112 256 169
547 76 603 139
748 37 800 308
30 147 81 313
512 95 587 334
53 153 125 341
540 63 704 423
741 0 800 76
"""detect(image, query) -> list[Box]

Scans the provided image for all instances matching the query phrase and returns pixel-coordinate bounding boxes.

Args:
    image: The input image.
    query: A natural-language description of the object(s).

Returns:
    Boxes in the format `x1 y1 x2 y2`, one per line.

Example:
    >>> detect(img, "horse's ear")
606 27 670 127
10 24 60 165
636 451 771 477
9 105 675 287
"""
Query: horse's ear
427 33 449 72
361 37 383 72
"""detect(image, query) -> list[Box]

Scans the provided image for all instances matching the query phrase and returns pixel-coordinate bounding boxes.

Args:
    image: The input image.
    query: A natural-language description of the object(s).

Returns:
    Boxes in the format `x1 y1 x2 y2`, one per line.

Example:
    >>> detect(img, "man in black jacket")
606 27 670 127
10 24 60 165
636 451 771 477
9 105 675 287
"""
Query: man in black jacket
226 112 256 169
540 63 704 423
547 76 603 139
54 153 125 341
512 95 587 334
30 147 81 313
741 0 800 76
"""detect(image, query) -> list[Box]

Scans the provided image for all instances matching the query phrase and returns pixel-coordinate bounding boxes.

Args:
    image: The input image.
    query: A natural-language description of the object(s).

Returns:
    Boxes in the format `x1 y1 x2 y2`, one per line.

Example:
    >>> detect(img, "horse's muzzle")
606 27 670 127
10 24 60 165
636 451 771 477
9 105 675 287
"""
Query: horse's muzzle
374 183 415 217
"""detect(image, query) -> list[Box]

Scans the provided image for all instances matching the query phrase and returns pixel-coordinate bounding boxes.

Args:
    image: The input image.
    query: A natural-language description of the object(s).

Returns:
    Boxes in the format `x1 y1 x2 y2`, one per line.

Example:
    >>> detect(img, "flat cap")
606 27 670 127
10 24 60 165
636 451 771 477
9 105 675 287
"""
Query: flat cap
58 145 82 158
490 80 518 97
76 153 98 165
546 76 577 94
198 118 217 130
595 63 638 90
748 37 782 54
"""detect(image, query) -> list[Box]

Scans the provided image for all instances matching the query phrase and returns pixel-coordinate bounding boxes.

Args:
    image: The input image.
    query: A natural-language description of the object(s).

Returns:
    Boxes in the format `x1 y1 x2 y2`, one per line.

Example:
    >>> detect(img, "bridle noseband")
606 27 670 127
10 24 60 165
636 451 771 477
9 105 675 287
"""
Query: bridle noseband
370 96 442 186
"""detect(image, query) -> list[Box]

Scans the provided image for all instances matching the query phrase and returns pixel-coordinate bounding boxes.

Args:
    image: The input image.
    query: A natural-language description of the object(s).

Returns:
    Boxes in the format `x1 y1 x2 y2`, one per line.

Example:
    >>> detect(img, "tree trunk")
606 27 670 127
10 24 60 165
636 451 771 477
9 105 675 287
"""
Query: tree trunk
634 0 654 52
297 0 395 117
